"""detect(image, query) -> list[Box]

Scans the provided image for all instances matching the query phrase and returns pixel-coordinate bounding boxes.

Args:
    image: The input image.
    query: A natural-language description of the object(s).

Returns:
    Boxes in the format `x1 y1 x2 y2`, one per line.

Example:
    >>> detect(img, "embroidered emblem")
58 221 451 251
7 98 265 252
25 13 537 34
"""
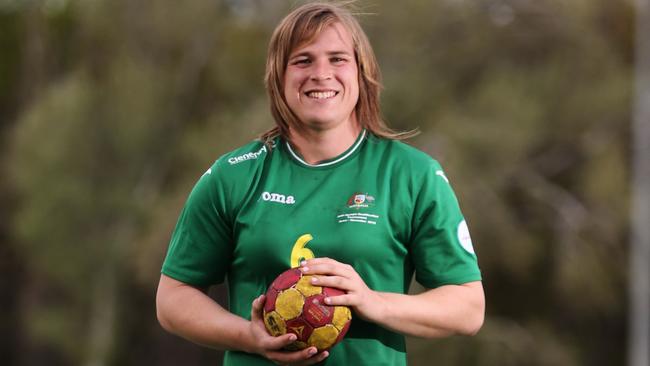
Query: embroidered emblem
338 192 379 225
346 192 375 209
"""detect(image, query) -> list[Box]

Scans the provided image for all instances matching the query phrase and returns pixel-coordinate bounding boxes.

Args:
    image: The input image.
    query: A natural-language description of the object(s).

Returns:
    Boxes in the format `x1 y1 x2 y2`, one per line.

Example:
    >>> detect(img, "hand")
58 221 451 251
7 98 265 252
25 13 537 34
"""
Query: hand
248 294 330 365
299 258 387 323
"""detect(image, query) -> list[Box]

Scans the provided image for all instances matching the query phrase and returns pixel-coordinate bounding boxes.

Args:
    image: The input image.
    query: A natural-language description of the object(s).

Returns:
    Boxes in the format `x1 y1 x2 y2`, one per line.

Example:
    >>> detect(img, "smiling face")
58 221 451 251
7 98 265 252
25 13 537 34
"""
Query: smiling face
283 23 359 132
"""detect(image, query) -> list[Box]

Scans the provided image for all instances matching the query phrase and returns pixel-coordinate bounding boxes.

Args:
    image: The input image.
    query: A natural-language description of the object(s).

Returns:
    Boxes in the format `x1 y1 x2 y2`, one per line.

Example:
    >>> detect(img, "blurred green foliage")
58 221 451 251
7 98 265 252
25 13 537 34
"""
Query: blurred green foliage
0 0 633 365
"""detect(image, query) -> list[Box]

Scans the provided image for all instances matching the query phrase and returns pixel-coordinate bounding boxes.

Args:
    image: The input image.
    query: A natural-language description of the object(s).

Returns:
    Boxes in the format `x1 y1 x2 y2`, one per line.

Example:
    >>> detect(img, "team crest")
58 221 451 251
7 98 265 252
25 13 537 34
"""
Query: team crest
338 192 379 225
347 192 375 209
354 194 365 204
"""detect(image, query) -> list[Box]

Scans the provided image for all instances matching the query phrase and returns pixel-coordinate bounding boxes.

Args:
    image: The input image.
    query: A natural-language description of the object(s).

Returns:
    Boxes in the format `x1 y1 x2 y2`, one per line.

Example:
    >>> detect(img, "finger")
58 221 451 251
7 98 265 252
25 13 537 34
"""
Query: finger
309 275 349 290
300 262 342 276
302 259 357 277
308 350 330 364
253 294 265 310
323 293 353 306
262 331 297 351
294 350 330 365
302 257 339 267
267 346 319 364
251 294 265 320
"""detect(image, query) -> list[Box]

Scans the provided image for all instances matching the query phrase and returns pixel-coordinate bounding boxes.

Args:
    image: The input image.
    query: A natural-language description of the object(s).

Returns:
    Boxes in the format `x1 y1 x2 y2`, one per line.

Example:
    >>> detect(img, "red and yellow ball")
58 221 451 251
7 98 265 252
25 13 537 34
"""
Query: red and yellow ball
263 268 352 351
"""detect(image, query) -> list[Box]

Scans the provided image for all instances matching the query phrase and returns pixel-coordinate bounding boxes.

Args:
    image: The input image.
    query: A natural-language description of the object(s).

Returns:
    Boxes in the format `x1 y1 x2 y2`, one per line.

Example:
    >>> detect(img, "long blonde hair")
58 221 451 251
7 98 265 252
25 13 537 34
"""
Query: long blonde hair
260 1 416 145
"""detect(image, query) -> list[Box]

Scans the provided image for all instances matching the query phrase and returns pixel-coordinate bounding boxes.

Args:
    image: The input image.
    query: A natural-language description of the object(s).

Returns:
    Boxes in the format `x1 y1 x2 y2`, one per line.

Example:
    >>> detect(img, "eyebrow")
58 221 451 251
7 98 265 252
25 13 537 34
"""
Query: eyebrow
289 50 352 59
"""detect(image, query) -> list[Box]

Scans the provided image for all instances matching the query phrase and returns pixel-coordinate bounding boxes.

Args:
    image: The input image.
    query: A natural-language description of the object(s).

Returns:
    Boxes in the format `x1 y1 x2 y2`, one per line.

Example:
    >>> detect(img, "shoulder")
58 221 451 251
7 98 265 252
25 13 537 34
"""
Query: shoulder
207 139 275 180
215 139 271 168
363 136 456 195
366 135 442 172
191 139 277 214
192 139 274 200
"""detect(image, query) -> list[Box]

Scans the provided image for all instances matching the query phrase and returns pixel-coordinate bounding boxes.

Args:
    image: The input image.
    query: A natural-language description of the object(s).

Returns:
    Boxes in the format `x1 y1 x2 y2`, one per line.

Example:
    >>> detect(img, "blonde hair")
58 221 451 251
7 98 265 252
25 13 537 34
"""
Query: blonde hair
260 1 416 145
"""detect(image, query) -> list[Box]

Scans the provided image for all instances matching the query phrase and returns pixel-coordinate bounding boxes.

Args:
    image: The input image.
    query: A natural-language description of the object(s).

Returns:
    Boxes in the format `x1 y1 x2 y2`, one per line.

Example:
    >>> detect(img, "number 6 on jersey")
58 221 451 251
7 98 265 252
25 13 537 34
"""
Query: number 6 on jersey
290 234 315 268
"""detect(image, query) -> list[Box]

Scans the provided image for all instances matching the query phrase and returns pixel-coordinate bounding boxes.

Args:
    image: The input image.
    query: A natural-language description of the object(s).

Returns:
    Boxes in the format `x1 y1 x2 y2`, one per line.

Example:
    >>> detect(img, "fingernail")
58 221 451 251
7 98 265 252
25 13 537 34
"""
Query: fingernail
289 334 297 341
310 277 318 283
308 348 317 355
300 260 307 266
300 266 309 272
324 297 331 304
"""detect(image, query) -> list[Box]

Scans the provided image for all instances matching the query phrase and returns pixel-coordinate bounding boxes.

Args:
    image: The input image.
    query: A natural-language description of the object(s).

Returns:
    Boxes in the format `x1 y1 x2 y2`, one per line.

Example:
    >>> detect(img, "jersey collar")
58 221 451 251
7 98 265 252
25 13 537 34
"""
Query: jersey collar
285 129 367 168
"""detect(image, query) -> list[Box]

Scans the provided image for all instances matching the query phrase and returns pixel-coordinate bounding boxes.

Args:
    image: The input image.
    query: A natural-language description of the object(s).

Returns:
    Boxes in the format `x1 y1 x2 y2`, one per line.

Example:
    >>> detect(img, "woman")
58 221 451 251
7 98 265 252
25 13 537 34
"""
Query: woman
157 2 484 365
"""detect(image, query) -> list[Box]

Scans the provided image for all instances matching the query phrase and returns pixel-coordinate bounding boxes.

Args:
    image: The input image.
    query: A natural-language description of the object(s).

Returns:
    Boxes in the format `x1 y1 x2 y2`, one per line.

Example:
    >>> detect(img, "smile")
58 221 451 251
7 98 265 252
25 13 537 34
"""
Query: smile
304 90 338 99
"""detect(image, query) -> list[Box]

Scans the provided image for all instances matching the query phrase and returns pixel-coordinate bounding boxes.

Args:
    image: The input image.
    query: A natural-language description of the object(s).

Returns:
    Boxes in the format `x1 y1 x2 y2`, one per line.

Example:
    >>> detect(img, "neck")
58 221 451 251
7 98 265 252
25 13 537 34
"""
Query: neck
288 122 362 165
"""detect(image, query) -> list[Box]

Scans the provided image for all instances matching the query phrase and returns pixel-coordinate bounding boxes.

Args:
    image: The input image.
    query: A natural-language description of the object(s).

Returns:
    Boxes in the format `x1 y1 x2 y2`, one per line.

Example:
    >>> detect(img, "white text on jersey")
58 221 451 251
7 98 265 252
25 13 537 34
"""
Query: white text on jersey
261 191 296 205
228 146 267 165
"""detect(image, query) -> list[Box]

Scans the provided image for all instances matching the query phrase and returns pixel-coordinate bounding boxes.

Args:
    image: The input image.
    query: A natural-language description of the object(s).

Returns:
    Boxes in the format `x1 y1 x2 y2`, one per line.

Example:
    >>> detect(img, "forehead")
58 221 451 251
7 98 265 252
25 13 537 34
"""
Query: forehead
289 22 354 55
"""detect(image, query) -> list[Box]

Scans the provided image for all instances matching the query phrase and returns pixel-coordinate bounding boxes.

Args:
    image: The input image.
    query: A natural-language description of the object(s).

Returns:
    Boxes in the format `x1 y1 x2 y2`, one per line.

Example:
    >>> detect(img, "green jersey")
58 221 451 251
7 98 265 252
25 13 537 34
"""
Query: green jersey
162 130 481 365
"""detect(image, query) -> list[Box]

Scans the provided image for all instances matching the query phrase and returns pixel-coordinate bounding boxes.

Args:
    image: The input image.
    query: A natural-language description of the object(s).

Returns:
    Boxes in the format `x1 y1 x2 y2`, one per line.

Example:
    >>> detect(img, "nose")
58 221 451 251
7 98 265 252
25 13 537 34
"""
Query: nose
310 59 332 81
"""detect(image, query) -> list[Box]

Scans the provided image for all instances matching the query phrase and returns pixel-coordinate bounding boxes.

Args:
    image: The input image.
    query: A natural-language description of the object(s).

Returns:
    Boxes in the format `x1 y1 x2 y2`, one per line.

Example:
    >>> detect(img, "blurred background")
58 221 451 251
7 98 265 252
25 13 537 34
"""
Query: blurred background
0 0 643 365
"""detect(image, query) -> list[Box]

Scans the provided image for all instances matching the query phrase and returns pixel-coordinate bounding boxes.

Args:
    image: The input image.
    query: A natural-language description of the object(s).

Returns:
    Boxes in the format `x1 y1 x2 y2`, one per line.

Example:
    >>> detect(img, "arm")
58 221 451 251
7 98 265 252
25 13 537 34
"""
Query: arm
372 282 484 337
156 274 254 351
300 258 485 338
156 274 330 364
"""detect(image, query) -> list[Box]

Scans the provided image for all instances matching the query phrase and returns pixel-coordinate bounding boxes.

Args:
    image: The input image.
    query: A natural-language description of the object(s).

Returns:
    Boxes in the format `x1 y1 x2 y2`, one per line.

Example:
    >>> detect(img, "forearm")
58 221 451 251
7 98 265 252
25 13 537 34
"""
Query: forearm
156 274 256 353
373 281 485 338
300 259 485 339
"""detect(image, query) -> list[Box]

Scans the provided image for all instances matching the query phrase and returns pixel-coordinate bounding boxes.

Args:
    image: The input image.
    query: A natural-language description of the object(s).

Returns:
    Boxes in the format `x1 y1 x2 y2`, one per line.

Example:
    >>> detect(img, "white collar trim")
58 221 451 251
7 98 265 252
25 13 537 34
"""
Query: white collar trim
286 130 367 167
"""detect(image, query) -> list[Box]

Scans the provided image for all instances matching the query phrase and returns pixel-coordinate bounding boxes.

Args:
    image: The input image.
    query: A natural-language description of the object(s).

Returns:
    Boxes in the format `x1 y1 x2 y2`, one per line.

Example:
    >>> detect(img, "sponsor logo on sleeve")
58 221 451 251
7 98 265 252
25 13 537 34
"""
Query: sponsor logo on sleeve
457 220 475 254
228 145 267 165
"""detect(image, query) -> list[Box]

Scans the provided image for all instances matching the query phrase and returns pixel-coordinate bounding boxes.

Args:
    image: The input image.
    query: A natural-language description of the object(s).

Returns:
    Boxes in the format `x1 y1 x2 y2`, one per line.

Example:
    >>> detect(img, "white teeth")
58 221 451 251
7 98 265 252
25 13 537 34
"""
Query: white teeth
306 91 336 99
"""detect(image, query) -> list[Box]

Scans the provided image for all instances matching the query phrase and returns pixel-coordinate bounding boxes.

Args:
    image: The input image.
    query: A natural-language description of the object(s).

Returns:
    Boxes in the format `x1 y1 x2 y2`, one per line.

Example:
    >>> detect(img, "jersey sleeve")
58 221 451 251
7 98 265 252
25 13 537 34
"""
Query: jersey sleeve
161 159 234 287
410 161 481 288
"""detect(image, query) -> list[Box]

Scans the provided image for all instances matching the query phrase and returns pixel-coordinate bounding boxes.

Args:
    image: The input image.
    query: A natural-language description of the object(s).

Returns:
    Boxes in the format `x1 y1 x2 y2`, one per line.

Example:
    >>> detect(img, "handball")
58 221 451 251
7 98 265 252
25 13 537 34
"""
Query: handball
263 268 352 351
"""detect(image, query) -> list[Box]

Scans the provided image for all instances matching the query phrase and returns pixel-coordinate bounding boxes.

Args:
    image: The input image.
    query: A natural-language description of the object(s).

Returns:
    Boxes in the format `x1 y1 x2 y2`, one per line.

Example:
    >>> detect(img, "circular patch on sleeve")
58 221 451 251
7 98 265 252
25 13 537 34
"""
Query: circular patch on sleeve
457 220 475 254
